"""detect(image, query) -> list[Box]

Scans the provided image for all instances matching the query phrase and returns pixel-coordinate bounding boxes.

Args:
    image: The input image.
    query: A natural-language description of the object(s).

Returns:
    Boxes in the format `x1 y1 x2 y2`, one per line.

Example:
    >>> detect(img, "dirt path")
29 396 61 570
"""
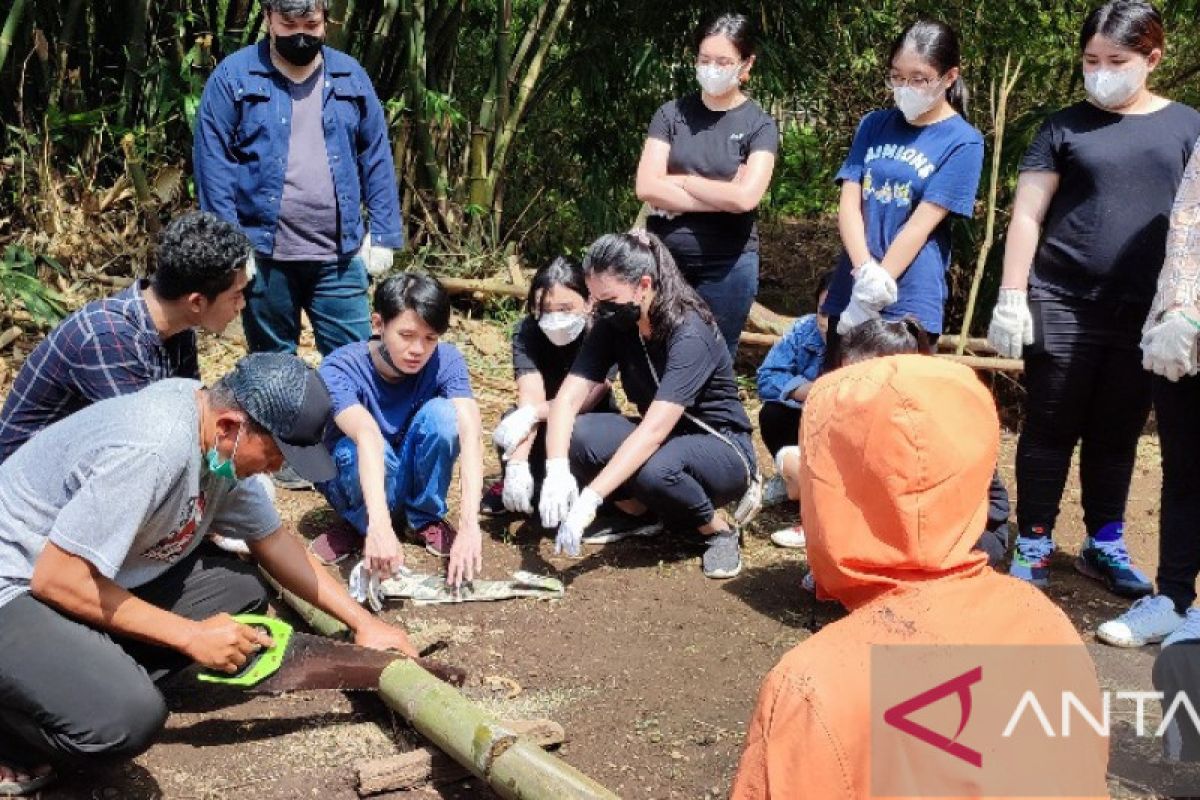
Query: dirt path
20 309 1197 800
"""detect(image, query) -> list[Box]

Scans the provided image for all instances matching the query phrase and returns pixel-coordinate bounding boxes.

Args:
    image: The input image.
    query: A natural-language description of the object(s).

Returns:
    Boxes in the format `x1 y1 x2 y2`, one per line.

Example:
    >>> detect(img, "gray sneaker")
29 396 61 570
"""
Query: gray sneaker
762 474 791 508
702 529 742 579
273 463 315 491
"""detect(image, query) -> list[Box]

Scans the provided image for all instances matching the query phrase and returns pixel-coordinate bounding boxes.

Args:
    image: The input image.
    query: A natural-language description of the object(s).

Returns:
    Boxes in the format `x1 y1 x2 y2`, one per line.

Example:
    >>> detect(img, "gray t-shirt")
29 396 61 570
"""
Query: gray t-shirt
0 379 281 608
272 65 339 261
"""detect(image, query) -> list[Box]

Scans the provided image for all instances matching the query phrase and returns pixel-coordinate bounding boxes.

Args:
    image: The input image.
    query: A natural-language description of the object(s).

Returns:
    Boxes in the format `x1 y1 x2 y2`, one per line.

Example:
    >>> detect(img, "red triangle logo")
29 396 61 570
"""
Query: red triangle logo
883 666 984 767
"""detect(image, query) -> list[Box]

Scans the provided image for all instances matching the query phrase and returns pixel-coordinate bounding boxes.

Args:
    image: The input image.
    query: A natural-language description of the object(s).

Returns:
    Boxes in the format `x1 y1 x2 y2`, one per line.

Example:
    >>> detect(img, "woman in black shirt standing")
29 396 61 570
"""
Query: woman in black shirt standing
986 1 1200 596
635 13 779 359
539 231 756 579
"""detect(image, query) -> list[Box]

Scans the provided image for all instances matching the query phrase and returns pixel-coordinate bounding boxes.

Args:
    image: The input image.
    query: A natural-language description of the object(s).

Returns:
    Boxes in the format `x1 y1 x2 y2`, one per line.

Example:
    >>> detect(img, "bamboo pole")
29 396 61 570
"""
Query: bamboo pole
377 660 620 800
258 566 351 639
737 332 1022 371
0 0 29 75
958 55 1022 355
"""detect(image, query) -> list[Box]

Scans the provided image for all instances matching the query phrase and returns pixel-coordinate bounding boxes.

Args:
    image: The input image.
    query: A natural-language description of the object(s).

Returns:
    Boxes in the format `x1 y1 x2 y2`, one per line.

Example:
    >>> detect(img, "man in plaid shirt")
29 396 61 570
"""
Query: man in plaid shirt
0 212 253 463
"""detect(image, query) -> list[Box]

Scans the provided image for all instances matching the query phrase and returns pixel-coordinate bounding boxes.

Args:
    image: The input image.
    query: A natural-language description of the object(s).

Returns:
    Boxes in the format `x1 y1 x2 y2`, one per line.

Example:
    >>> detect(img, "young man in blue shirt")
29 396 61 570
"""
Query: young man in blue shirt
0 211 251 464
193 0 402 361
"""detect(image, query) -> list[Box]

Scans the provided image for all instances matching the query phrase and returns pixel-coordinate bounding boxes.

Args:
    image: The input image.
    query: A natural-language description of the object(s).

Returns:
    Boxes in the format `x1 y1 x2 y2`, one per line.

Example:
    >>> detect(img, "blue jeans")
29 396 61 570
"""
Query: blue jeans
317 398 460 533
243 254 371 356
680 250 760 361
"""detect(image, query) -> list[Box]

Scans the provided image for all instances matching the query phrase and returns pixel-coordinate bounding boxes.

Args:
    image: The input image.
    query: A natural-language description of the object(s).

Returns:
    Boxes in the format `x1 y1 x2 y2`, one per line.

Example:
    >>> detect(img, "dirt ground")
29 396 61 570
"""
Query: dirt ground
16 220 1200 800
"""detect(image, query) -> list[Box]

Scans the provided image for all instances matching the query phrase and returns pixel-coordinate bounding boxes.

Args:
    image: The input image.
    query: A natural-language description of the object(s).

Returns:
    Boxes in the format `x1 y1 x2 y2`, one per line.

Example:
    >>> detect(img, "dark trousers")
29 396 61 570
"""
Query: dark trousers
0 545 268 768
758 401 802 458
568 412 753 532
1154 373 1200 613
1016 295 1151 537
680 251 759 361
243 255 371 357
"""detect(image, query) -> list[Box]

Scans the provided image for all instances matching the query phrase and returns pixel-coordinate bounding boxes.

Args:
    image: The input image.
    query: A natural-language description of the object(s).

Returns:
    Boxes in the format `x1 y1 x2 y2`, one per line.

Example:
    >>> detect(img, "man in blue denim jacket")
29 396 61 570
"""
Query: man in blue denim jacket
194 0 402 363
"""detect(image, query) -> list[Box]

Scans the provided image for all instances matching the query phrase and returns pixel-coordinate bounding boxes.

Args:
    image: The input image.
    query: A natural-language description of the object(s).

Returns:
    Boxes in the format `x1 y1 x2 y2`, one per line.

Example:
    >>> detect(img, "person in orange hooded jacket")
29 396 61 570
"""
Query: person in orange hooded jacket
731 355 1108 800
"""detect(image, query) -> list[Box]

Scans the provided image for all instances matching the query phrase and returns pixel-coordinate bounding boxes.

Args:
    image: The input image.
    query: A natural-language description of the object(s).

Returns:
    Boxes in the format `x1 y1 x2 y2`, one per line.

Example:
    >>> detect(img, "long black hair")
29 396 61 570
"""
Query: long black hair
840 317 933 365
889 19 968 118
525 256 588 316
582 230 716 343
1080 1 1164 55
694 13 755 60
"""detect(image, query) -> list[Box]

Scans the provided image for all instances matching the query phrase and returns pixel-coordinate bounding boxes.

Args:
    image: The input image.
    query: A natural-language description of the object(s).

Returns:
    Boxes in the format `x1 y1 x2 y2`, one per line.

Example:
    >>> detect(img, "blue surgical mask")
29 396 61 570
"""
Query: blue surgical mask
206 421 245 483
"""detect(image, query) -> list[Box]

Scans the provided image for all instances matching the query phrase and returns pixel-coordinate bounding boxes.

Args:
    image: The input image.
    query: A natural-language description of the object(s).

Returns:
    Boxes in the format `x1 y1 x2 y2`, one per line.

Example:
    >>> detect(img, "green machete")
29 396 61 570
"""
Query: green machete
198 614 465 692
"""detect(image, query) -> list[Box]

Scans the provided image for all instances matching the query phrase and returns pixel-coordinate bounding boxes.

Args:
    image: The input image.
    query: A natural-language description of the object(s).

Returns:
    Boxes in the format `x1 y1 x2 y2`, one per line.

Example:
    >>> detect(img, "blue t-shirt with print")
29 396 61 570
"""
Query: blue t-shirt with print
822 108 984 334
318 340 473 450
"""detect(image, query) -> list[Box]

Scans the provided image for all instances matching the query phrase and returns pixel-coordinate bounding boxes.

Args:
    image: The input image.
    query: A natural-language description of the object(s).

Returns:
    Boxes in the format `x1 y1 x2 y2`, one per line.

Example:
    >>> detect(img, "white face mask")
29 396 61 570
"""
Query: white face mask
538 312 587 347
893 84 942 123
696 63 741 97
1084 63 1148 109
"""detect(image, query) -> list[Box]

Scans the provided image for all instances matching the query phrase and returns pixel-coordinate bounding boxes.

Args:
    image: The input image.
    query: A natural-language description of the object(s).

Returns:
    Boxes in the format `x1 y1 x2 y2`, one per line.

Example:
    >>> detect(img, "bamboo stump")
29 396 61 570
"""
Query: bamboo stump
377 660 619 799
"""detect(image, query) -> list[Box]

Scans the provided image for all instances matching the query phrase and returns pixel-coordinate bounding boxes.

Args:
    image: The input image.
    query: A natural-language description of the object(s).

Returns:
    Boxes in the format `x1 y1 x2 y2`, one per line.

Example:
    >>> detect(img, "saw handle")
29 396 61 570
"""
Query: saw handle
197 614 293 687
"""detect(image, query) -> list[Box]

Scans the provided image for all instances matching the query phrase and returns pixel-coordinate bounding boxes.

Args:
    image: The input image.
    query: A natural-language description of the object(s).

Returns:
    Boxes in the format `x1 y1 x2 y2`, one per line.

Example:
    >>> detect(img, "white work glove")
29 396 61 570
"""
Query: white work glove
987 288 1035 359
850 259 898 309
836 295 879 335
243 250 258 281
359 233 394 278
492 405 540 458
556 487 603 558
1141 310 1200 382
502 460 535 515
538 458 578 529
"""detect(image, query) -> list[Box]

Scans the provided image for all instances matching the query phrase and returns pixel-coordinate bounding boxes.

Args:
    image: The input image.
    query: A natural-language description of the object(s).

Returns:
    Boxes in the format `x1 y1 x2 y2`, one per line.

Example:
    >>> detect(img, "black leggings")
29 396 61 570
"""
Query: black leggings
1154 373 1200 613
758 401 802 458
1016 295 1151 538
568 412 754 532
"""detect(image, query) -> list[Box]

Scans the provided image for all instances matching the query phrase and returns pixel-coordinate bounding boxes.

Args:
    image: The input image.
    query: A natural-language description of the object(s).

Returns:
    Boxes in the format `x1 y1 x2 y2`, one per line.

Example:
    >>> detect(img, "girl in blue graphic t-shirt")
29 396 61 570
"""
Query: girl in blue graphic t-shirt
822 19 984 357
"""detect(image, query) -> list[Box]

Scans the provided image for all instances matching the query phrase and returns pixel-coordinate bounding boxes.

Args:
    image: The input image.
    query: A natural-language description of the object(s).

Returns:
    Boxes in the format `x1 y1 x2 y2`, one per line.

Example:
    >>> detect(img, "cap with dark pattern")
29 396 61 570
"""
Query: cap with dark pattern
224 353 335 482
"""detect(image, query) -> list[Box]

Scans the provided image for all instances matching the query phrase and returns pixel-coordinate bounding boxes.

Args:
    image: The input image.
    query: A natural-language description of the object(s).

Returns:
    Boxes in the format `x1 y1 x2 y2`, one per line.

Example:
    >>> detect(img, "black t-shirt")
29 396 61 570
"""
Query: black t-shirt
570 309 751 434
1022 100 1200 304
512 316 617 411
645 94 779 265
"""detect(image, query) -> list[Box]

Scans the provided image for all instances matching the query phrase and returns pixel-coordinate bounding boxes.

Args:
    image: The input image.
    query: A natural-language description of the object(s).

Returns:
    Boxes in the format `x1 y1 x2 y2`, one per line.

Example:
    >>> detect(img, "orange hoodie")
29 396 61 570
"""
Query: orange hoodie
731 356 1108 800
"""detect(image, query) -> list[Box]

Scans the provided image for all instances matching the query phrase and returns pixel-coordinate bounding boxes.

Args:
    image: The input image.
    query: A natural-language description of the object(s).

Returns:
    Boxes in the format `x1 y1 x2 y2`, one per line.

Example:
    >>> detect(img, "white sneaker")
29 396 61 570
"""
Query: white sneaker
1097 595 1184 648
762 474 791 508
1163 607 1200 648
770 524 806 549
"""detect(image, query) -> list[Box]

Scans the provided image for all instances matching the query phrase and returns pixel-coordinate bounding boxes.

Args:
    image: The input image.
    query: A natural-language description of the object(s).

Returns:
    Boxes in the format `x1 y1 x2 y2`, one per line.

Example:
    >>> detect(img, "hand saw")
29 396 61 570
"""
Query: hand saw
196 614 466 692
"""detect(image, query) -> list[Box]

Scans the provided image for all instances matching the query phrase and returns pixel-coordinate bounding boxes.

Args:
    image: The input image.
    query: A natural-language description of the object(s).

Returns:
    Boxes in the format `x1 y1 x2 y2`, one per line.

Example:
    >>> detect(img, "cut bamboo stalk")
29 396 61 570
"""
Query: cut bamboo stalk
258 565 351 639
377 659 619 799
357 718 565 795
737 332 1022 371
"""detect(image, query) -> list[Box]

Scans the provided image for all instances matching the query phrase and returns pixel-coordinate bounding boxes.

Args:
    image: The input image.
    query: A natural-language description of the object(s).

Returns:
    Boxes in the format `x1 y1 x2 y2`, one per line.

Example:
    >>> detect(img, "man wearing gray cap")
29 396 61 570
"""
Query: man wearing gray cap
0 353 414 791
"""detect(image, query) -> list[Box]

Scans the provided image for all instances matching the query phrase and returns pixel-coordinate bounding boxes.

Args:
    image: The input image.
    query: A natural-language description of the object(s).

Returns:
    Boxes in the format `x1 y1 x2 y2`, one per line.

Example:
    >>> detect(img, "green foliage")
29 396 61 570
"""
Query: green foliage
0 245 67 326
766 123 840 219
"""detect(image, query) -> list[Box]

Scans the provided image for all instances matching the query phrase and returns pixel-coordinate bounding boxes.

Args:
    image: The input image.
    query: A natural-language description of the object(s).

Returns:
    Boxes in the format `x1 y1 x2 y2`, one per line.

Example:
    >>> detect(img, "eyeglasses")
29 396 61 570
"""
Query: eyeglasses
697 57 742 69
886 73 942 89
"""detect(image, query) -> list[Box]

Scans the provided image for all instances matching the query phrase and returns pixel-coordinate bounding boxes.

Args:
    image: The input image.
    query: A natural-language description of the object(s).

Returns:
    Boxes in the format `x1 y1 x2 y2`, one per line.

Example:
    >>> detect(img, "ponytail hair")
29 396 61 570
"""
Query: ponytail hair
582 230 716 343
889 19 968 118
840 316 933 366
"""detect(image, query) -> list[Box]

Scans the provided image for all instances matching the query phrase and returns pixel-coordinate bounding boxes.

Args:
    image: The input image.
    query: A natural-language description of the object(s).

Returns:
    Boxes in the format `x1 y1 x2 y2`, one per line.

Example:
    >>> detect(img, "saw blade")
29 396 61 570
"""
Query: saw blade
248 632 465 693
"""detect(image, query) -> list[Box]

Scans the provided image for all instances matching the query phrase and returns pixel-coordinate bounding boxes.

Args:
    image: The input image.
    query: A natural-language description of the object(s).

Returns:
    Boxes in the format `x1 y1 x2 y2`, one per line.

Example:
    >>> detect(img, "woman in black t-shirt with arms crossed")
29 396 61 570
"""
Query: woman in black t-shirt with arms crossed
986 1 1200 599
635 13 779 359
539 231 756 579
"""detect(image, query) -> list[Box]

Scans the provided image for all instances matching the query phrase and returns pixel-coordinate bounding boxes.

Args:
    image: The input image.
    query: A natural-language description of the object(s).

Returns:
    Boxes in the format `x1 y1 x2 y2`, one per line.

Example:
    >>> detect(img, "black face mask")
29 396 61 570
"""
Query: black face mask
594 300 642 332
275 32 323 67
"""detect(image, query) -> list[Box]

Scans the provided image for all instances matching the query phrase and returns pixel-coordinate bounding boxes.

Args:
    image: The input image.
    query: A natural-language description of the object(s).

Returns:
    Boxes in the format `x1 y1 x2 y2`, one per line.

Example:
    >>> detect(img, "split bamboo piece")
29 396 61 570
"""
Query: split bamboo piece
357 718 565 795
377 659 620 799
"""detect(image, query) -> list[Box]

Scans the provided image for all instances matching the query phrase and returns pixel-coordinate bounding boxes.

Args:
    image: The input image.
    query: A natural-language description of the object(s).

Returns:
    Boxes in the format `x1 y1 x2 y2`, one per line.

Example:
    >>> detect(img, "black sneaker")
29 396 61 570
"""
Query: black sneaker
479 480 507 516
273 463 314 491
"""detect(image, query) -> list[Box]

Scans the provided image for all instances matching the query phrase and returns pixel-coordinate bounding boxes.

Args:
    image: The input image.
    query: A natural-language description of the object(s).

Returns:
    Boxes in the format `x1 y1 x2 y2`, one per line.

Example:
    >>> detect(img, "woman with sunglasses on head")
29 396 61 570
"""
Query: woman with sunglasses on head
538 231 756 580
987 1 1200 600
821 19 984 360
635 13 779 360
